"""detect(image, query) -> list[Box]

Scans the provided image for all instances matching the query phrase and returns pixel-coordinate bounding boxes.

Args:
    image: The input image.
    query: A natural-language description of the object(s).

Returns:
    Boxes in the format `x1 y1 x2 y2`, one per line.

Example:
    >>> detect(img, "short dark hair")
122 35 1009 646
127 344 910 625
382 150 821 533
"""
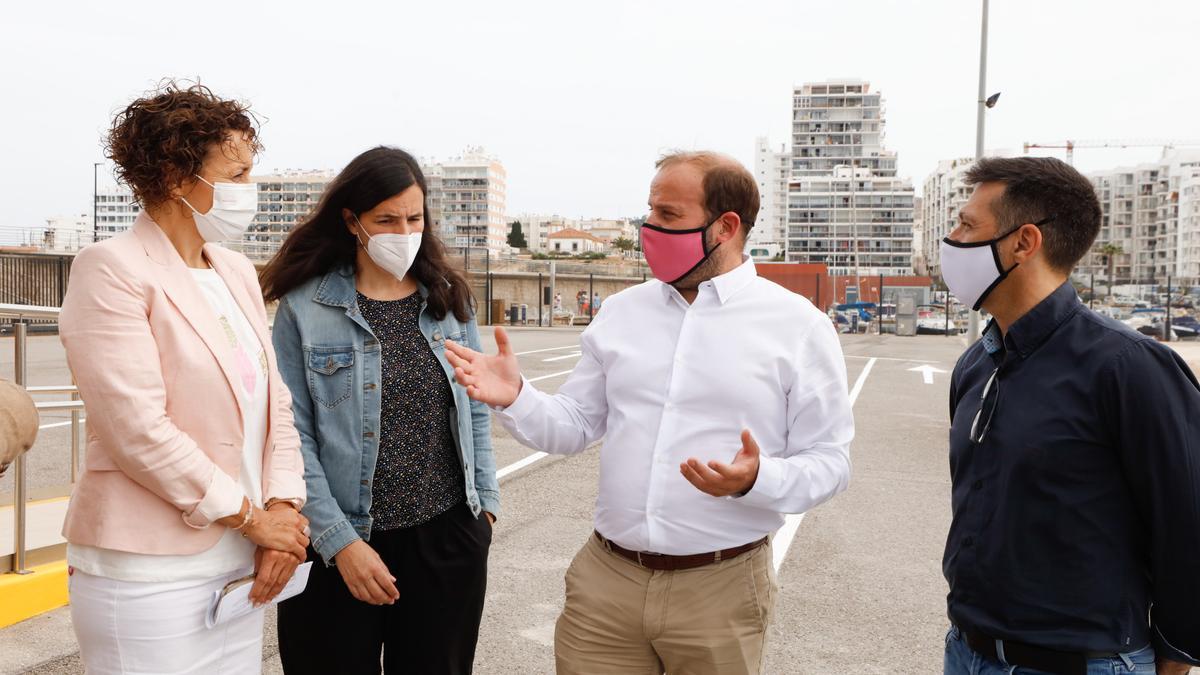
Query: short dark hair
656 151 760 237
105 80 262 208
965 156 1101 272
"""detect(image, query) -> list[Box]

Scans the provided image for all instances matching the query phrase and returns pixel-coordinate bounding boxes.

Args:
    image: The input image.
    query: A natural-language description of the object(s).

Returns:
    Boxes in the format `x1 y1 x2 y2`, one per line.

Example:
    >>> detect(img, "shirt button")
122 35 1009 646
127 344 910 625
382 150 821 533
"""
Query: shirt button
433 331 443 341
364 383 377 391
972 480 982 491
361 480 369 486
364 431 375 438
963 537 975 547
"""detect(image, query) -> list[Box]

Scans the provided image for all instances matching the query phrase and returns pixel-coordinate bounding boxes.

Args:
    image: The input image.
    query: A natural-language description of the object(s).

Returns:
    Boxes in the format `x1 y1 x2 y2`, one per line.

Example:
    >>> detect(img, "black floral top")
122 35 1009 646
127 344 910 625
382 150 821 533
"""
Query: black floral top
357 291 464 530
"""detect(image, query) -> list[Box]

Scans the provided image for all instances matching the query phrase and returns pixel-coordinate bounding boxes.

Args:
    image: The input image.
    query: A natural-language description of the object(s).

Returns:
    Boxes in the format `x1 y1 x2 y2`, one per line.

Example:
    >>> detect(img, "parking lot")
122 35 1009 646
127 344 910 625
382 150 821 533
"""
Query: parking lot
3 328 975 674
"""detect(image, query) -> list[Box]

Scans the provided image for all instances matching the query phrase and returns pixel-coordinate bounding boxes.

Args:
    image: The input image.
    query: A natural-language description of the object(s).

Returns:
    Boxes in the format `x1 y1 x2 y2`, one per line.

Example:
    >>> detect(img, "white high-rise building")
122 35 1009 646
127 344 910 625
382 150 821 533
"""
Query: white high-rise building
749 137 788 260
918 157 975 278
94 186 141 242
1083 151 1200 285
241 170 335 259
785 79 914 276
423 148 507 255
912 197 925 275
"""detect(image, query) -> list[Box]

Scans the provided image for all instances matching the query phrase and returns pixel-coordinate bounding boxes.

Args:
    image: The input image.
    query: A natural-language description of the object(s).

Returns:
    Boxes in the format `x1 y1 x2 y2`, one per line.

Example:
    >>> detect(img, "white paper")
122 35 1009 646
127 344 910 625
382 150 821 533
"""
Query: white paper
206 561 313 629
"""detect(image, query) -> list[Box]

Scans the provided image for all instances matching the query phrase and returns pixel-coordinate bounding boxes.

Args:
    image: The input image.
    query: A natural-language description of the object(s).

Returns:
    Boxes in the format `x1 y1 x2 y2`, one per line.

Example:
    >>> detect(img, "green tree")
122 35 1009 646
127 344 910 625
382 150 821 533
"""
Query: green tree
612 237 635 254
1097 242 1123 297
507 221 528 249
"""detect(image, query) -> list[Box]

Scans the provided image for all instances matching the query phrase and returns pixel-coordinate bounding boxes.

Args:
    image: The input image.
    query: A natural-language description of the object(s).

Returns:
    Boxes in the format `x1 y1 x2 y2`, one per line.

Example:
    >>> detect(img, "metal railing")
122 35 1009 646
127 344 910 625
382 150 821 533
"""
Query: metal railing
1 304 83 575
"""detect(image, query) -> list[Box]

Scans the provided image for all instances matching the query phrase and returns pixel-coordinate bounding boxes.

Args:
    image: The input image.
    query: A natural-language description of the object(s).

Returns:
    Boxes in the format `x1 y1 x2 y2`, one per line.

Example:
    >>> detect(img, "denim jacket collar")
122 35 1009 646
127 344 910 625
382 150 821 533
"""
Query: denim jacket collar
313 266 433 311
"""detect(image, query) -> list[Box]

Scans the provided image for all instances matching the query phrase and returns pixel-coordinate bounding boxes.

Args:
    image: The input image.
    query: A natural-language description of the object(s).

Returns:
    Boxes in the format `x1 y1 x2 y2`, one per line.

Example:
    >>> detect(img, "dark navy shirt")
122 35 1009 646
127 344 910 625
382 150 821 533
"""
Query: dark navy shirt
945 281 1200 665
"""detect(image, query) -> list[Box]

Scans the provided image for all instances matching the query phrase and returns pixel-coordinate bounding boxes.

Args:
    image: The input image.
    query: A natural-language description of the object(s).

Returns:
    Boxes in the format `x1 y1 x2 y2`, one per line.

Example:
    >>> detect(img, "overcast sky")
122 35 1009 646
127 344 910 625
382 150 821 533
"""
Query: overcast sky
2 0 1197 241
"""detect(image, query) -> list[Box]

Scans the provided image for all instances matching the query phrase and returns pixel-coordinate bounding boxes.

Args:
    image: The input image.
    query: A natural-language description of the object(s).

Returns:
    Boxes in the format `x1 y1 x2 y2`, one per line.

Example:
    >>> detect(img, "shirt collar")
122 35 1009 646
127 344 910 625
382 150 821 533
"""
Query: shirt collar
1001 280 1082 358
658 256 757 305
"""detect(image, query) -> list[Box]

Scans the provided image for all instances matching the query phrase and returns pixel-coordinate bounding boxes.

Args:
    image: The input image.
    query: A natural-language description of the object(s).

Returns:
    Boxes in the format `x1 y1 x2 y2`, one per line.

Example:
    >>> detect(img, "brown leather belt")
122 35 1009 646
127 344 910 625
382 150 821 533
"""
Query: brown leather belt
594 531 768 571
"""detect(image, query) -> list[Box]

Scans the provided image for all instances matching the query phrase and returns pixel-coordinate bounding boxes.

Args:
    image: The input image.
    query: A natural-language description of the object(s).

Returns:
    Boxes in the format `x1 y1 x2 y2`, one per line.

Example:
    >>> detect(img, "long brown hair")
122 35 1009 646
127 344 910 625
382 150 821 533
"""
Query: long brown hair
260 146 473 321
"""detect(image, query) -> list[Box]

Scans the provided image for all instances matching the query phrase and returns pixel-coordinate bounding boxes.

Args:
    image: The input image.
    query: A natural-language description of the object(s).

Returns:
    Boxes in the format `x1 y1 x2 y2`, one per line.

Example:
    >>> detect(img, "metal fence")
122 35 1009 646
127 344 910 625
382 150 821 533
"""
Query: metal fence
0 254 72 328
2 304 83 575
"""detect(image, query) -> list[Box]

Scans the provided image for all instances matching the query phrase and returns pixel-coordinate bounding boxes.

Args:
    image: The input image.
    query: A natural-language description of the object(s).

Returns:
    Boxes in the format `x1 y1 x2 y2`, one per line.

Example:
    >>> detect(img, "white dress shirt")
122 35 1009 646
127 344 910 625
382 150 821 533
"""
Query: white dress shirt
494 257 853 555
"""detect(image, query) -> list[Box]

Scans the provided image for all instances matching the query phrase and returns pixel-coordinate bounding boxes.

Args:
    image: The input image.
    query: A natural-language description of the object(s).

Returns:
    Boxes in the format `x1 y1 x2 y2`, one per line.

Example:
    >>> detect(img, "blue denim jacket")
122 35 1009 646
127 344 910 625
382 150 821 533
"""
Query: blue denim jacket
271 266 500 565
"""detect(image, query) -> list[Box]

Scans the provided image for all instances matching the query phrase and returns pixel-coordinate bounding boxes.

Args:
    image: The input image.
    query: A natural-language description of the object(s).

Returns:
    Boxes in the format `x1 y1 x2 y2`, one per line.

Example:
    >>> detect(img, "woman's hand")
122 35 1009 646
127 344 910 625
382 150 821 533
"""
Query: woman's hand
334 540 399 606
242 503 309 559
250 546 304 607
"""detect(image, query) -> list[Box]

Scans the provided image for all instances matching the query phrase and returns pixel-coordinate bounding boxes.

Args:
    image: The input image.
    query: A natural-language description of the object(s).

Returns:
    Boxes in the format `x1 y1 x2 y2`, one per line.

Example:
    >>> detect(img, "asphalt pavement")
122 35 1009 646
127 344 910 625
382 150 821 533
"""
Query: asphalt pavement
2 328 972 674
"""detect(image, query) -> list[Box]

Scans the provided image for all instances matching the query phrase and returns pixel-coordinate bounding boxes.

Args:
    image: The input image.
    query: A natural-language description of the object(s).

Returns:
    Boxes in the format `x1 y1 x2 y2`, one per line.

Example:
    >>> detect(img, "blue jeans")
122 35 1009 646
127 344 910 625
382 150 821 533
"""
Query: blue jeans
944 625 1156 674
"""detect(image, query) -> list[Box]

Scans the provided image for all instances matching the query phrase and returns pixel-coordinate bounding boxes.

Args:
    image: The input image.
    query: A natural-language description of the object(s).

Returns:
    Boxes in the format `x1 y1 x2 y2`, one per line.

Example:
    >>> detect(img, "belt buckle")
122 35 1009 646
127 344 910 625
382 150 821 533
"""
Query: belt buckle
636 550 663 568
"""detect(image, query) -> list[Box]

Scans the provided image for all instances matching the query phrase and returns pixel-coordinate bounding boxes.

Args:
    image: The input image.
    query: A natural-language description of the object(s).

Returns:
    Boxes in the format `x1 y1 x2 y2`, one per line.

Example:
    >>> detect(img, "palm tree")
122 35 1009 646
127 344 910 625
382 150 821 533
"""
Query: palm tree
1097 242 1124 298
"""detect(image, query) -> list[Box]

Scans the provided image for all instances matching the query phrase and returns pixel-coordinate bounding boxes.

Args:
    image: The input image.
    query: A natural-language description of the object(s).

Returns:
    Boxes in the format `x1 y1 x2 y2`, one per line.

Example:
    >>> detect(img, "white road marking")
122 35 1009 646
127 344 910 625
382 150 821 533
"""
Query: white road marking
846 354 941 364
907 364 947 385
542 352 582 362
39 418 86 431
514 345 581 356
529 369 576 383
495 368 576 480
497 452 549 479
772 357 877 572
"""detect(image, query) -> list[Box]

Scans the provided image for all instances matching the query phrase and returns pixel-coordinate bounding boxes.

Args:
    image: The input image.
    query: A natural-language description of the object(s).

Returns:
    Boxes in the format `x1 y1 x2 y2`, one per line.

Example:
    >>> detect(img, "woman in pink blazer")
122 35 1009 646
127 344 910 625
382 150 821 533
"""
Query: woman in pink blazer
59 82 309 674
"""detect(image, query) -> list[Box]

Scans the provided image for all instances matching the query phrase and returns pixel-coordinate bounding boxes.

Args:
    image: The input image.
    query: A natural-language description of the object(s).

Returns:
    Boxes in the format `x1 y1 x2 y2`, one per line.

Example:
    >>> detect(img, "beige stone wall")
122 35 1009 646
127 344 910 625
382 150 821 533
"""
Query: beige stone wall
478 273 645 325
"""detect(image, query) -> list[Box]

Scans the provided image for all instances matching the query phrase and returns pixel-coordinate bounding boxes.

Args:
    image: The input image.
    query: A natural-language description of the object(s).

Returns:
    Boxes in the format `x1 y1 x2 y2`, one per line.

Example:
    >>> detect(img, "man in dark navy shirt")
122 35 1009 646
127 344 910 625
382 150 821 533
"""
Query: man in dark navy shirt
940 157 1199 675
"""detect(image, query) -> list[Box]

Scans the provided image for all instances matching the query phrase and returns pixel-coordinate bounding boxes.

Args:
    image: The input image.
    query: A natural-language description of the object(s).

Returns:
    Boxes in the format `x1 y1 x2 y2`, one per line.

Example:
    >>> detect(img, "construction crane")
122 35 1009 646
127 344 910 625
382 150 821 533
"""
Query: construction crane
1023 139 1200 165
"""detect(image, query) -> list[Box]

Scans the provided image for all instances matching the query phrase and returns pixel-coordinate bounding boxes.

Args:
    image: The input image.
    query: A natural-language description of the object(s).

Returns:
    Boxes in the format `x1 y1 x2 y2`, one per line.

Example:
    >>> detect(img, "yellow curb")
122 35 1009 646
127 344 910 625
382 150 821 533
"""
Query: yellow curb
0 495 70 512
0 561 69 628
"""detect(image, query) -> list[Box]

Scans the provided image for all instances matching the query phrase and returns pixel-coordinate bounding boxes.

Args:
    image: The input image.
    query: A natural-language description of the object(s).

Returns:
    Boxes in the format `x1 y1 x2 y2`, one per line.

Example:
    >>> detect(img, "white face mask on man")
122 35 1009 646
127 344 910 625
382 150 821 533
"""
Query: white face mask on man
354 214 422 281
940 217 1054 311
179 175 258 243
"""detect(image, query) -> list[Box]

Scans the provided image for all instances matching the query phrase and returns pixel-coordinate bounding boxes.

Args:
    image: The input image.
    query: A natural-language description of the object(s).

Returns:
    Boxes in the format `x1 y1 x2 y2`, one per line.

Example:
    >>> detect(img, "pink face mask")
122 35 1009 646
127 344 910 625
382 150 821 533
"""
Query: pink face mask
640 219 720 285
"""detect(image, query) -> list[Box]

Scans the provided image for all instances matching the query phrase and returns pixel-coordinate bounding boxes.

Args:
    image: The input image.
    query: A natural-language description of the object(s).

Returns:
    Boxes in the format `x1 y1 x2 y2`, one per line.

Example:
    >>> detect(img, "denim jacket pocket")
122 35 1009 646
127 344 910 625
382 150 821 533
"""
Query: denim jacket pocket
305 347 355 409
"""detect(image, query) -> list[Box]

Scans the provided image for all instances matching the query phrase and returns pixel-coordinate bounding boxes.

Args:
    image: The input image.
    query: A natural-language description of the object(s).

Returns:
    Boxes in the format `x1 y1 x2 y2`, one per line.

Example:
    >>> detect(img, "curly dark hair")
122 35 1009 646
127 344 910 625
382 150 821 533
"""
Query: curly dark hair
104 80 262 208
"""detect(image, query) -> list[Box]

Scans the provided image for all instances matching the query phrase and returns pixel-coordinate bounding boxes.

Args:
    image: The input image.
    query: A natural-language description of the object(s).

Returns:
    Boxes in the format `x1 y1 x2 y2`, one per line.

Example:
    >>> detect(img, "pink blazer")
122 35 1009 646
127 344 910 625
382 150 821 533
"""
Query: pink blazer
59 214 304 555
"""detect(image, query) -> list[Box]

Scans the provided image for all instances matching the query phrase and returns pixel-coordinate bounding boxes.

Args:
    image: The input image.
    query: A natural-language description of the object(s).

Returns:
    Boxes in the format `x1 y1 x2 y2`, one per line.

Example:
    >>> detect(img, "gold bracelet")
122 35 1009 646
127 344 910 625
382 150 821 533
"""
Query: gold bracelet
265 498 301 512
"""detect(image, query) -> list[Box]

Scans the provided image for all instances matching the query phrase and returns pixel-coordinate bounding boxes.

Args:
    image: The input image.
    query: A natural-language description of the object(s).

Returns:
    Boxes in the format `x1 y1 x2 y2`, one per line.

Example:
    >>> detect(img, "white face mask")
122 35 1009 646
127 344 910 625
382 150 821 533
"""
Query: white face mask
354 215 422 281
180 175 258 242
940 217 1052 311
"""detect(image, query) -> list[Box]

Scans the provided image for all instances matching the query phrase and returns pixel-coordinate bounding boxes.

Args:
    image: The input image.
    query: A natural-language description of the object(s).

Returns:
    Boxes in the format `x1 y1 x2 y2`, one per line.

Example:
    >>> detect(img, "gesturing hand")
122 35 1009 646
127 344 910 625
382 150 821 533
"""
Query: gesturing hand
334 540 399 606
681 430 762 498
444 326 524 408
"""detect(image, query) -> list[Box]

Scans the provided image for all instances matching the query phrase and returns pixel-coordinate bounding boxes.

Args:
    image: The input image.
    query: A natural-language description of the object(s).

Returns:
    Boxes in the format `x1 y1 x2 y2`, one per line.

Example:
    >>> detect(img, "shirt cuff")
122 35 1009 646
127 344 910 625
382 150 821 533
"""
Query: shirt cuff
492 376 540 421
266 471 307 510
733 456 786 510
181 468 245 529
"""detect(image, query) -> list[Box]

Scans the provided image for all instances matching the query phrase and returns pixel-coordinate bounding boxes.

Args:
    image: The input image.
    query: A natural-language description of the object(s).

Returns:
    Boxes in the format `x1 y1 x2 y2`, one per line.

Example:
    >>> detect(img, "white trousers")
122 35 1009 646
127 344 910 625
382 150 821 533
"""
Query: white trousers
69 567 264 675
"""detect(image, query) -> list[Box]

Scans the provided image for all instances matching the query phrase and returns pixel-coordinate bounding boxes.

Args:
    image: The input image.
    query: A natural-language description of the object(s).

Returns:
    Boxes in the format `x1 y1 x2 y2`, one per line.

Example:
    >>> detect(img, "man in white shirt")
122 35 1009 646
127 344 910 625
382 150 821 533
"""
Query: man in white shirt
445 151 853 675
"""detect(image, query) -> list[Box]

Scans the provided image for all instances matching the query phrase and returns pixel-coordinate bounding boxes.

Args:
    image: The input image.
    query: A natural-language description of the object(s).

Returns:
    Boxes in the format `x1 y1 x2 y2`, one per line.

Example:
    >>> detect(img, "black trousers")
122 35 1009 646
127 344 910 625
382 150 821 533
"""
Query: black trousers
278 503 492 675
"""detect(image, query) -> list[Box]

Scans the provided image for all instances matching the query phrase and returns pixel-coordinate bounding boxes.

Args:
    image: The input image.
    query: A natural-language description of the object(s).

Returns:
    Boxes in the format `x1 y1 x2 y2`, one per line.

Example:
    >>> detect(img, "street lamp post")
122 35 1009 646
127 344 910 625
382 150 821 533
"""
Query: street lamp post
966 0 991 344
92 162 102 246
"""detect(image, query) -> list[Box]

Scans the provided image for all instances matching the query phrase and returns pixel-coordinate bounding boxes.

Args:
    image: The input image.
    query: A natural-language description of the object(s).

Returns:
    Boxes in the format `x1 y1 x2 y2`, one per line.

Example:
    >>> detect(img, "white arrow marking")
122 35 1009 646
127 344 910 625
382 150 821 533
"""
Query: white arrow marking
908 364 948 385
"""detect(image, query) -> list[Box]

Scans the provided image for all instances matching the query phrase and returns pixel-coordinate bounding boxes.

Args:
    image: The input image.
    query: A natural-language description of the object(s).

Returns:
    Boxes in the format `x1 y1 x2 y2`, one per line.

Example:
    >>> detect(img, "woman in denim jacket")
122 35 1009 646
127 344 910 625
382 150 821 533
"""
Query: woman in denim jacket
262 146 499 674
